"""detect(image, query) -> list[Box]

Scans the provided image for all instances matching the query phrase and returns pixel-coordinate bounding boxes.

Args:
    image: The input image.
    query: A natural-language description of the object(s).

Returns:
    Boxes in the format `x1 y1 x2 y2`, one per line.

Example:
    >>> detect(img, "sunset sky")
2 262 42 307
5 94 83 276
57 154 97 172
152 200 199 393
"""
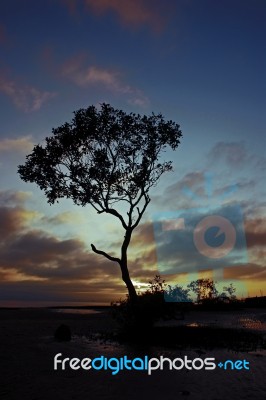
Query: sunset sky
0 0 265 306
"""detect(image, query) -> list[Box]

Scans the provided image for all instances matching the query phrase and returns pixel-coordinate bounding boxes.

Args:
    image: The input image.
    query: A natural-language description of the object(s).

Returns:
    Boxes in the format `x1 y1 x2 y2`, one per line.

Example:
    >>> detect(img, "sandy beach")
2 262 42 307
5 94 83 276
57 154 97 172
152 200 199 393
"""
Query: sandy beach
1 308 266 400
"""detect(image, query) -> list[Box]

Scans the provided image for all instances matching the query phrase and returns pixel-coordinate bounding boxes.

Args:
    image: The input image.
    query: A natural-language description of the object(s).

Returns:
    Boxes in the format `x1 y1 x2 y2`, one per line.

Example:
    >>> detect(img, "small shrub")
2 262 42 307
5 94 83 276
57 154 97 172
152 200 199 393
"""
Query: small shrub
111 275 190 333
111 291 165 333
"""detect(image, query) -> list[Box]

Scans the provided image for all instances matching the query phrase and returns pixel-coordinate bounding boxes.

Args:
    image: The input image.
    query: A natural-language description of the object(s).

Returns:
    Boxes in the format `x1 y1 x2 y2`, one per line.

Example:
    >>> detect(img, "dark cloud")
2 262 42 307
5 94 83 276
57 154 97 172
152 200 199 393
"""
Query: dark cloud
154 140 265 216
152 171 205 210
0 190 31 206
0 191 125 304
0 206 26 240
245 218 266 248
0 190 166 304
0 279 126 304
207 141 249 167
224 263 266 281
1 222 121 282
246 231 266 248
214 180 256 199
0 189 265 304
131 221 155 247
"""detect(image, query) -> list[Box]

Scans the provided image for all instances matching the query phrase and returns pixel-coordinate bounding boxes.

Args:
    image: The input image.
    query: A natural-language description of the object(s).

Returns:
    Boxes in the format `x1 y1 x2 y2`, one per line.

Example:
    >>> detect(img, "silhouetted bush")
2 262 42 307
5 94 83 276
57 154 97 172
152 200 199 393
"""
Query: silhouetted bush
112 291 164 333
111 275 190 333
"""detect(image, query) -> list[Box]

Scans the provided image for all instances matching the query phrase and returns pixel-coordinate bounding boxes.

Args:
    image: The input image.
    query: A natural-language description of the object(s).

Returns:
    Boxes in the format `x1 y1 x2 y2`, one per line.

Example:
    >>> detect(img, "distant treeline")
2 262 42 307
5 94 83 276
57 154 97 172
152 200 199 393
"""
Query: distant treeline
244 296 266 307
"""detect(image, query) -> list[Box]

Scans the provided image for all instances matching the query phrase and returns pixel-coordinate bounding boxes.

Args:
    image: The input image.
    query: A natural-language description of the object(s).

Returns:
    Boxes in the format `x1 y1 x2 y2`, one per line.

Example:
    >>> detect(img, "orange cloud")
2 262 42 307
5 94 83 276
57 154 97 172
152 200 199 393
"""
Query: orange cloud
224 263 266 281
0 205 39 242
245 217 266 248
84 0 164 31
0 267 47 282
131 221 155 247
0 136 34 153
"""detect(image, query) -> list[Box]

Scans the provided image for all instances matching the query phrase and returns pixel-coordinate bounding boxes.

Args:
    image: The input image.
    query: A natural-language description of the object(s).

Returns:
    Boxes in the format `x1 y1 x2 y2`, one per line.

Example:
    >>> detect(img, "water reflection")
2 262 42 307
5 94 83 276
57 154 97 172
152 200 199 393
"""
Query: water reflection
158 310 266 332
52 308 101 315
238 318 263 330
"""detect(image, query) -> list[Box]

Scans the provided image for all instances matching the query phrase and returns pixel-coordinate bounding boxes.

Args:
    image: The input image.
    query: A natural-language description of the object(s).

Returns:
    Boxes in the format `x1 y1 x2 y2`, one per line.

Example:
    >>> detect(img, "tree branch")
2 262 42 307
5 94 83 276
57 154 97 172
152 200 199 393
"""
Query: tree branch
105 207 128 230
90 202 104 214
91 244 121 264
132 192 150 229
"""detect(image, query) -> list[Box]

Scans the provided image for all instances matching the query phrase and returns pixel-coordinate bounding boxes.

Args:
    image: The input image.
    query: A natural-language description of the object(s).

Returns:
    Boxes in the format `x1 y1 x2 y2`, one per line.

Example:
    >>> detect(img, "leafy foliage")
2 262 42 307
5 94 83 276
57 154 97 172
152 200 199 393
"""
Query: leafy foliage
18 103 182 221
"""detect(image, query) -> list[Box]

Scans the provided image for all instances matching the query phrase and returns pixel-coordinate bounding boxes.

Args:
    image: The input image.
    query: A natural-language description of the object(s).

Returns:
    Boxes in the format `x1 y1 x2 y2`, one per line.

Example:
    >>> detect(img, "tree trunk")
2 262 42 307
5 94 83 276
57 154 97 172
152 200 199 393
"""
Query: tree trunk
120 261 137 302
120 228 137 302
91 228 138 302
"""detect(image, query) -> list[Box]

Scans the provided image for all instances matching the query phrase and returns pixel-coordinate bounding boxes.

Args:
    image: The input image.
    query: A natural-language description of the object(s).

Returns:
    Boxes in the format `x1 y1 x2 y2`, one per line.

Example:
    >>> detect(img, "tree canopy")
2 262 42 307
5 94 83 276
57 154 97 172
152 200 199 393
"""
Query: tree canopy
18 103 182 301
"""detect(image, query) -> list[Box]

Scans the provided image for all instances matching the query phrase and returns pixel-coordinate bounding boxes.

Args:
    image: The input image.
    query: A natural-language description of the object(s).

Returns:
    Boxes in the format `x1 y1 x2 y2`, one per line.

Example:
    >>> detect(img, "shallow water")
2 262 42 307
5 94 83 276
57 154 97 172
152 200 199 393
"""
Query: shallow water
52 308 101 315
157 309 266 332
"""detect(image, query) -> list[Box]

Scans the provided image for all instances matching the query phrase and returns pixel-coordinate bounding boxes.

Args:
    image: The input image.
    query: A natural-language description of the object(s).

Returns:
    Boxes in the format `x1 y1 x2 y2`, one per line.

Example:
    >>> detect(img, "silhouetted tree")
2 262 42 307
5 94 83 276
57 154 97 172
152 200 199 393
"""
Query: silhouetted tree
18 103 182 301
188 279 218 302
165 284 192 303
220 283 237 301
147 274 167 294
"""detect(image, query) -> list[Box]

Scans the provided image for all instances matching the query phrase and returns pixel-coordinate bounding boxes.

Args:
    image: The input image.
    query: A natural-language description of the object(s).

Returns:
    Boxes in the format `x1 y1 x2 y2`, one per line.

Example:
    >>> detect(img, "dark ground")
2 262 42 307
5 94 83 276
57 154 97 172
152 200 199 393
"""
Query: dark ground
0 308 265 400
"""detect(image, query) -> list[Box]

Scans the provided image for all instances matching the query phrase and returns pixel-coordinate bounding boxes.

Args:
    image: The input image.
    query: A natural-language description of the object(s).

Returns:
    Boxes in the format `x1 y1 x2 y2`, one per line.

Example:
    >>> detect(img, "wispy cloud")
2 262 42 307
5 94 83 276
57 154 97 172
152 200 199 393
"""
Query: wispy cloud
0 136 34 153
207 141 249 167
0 75 57 112
84 0 164 31
41 211 82 225
62 56 149 107
0 190 32 206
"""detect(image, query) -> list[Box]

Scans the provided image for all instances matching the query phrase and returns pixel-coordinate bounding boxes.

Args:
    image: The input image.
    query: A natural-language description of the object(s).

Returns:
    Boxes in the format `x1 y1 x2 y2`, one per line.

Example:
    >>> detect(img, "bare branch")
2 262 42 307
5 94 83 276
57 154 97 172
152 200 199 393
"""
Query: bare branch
105 207 128 230
132 193 150 229
91 244 121 264
90 202 104 214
